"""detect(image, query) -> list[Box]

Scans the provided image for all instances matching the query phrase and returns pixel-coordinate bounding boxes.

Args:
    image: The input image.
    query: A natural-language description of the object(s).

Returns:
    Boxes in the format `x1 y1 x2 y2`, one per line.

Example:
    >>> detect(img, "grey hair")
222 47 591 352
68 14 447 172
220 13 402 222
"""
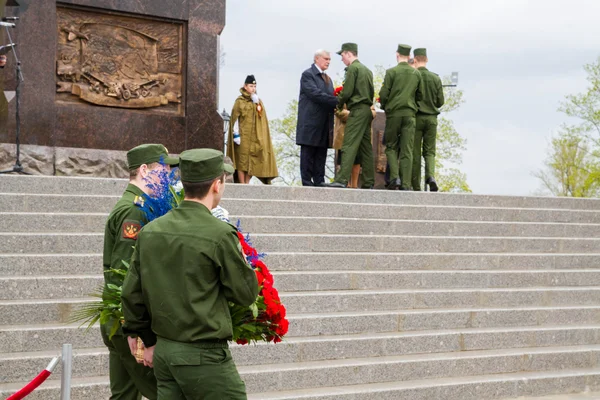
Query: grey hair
314 49 330 60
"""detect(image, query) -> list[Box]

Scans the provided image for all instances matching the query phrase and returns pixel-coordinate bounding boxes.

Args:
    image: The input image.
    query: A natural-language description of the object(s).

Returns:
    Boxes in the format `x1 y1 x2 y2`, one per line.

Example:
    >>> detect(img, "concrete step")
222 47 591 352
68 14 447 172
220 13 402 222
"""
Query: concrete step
4 345 600 394
5 287 600 325
287 307 600 337
0 254 102 276
247 368 600 400
4 232 600 254
3 339 600 390
263 252 600 271
4 271 600 300
511 392 600 399
2 362 600 399
2 253 600 277
4 306 600 352
2 325 599 387
4 193 600 224
282 287 600 314
0 325 600 380
2 175 600 211
4 212 600 239
250 234 600 254
239 345 600 393
0 376 111 400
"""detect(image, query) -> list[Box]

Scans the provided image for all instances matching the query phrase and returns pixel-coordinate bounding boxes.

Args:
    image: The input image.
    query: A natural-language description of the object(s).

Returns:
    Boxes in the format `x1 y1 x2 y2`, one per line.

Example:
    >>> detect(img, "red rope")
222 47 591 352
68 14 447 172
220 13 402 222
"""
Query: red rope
6 369 52 400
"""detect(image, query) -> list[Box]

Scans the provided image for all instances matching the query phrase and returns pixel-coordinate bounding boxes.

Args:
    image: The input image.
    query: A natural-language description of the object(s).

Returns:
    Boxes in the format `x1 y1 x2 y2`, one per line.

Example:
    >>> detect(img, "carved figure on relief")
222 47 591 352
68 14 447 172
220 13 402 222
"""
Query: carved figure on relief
57 22 181 109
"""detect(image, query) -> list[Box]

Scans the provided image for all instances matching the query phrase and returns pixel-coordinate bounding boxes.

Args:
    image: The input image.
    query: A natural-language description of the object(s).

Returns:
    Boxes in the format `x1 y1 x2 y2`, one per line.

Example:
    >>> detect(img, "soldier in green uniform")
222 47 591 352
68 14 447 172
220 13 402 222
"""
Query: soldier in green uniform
326 43 375 189
379 44 424 190
103 143 179 400
411 48 445 191
121 148 259 400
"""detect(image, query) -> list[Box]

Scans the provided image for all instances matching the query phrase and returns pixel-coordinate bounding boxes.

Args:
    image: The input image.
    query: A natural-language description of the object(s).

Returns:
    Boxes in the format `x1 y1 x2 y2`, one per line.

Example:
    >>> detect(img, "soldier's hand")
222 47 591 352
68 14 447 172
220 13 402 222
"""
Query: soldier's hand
143 345 155 368
127 336 138 356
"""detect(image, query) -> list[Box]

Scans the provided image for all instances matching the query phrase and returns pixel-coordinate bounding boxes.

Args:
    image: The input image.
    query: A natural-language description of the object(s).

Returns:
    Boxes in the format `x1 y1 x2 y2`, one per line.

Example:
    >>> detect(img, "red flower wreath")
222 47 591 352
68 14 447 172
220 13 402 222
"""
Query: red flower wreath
232 227 288 345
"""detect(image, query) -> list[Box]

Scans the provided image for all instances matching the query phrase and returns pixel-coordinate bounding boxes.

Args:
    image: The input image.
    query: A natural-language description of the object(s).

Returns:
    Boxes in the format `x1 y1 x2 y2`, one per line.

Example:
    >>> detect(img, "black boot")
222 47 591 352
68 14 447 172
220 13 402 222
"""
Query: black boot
386 178 400 190
324 182 346 188
426 177 439 192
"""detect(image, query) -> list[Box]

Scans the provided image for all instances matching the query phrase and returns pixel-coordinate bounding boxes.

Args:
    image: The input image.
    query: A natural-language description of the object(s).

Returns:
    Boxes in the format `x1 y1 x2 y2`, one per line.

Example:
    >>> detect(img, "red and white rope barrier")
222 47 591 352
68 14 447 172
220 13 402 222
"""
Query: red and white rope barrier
7 357 60 400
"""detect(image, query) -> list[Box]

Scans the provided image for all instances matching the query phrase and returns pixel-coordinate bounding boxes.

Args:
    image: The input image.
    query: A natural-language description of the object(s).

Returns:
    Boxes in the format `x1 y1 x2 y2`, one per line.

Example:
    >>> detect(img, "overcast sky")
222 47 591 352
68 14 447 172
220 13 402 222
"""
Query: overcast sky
218 0 599 196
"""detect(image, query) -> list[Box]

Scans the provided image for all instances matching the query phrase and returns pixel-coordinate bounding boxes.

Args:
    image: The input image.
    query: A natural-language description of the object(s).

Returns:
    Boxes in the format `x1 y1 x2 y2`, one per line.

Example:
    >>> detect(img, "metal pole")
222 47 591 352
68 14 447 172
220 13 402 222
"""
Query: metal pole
60 344 72 400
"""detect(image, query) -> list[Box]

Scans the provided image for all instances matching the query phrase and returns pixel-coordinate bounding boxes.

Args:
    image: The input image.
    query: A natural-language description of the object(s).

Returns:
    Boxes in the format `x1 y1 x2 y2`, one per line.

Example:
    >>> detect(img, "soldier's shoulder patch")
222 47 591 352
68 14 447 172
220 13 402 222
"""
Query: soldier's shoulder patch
121 220 142 241
133 196 145 207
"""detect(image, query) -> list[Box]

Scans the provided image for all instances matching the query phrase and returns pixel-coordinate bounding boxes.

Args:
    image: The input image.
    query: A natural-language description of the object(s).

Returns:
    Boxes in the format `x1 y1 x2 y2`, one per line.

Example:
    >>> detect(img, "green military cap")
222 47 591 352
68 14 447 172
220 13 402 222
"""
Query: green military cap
397 44 411 56
127 144 179 170
179 148 235 183
414 48 427 57
336 42 358 55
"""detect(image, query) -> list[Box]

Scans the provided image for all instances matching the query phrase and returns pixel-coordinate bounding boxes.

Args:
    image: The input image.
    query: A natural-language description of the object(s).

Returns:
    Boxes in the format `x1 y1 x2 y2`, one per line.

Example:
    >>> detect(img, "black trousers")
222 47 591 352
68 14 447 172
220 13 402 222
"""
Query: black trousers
300 145 328 186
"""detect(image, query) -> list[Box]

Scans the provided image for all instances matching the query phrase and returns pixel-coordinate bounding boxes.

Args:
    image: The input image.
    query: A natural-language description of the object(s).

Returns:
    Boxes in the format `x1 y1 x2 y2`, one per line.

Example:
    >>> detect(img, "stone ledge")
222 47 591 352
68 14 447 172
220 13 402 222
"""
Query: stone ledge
0 144 129 178
0 144 233 182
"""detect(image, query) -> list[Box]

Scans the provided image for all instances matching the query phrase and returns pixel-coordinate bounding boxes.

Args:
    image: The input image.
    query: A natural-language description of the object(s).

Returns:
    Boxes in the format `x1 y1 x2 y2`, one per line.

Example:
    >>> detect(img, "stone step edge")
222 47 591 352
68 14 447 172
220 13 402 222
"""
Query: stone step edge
0 345 600 386
237 344 600 373
509 392 600 399
3 368 593 398
5 212 600 228
247 368 600 399
5 232 600 241
3 324 600 360
4 286 600 305
5 344 600 364
1 251 599 257
0 375 108 392
3 192 600 214
3 269 600 279
4 304 600 331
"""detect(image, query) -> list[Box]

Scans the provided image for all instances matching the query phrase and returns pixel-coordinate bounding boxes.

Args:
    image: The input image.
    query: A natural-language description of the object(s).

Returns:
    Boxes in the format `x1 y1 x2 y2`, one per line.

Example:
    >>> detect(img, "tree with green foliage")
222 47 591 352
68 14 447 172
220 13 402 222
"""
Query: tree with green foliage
535 56 600 197
534 131 600 197
558 57 600 145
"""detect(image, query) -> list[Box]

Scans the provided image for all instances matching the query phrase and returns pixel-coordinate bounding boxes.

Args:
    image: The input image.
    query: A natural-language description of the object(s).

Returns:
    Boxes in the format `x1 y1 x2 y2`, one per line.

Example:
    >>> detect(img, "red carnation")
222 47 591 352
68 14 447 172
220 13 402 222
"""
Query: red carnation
334 86 343 97
275 318 289 336
255 260 273 285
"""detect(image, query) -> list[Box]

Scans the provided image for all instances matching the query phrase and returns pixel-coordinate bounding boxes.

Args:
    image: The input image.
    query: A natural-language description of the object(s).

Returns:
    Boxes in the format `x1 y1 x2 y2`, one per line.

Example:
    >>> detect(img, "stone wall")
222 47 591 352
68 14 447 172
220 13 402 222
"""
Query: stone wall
1 0 226 154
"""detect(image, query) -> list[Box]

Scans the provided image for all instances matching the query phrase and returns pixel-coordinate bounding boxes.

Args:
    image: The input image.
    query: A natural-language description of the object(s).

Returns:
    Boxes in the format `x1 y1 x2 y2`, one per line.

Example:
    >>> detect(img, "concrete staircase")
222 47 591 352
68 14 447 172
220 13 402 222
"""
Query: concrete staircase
1 175 600 399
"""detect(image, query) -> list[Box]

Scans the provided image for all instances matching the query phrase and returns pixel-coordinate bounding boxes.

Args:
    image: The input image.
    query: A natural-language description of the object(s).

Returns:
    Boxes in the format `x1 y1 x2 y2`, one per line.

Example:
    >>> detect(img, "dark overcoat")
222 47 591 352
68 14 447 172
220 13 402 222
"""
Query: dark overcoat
296 64 338 148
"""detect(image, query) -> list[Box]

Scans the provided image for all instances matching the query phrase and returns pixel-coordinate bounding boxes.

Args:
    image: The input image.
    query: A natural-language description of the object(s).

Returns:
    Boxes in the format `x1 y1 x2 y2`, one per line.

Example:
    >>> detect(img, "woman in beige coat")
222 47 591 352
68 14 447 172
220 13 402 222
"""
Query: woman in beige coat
227 75 278 184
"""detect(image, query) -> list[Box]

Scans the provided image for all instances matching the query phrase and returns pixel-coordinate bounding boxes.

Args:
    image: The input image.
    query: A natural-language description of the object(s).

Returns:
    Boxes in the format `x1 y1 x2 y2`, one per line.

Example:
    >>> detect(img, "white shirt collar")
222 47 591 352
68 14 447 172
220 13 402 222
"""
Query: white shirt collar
314 64 324 74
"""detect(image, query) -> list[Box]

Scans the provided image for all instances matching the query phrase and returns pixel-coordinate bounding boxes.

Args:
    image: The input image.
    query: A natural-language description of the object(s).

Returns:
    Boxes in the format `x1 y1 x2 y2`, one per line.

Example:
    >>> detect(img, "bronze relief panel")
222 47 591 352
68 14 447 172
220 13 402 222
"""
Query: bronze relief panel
56 6 185 115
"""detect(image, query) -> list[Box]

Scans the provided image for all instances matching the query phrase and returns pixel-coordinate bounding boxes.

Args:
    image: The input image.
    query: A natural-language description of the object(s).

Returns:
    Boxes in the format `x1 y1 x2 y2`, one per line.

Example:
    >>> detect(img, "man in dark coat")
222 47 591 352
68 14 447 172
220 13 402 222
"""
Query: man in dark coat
296 49 339 186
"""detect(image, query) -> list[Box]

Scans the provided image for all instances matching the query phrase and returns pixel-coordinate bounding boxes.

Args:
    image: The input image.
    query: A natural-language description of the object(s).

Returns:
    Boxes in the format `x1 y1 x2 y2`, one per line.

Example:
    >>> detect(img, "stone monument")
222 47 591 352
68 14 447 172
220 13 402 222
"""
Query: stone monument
0 0 225 176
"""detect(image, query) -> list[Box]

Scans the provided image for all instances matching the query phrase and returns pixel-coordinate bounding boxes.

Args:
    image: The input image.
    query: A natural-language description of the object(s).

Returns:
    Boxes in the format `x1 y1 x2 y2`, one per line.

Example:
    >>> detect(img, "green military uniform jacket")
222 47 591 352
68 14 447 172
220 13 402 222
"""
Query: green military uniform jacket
416 67 445 115
121 200 259 347
379 62 424 117
338 60 374 111
103 184 146 292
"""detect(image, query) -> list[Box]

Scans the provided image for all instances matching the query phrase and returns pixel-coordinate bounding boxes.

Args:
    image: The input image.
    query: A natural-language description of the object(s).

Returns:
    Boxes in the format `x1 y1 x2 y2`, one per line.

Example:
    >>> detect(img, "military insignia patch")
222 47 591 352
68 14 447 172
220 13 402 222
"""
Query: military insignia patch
121 221 141 240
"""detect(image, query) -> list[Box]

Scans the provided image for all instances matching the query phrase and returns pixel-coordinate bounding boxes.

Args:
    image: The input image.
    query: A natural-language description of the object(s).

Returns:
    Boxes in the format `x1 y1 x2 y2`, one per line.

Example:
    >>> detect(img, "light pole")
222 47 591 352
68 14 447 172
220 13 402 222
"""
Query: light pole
443 71 459 88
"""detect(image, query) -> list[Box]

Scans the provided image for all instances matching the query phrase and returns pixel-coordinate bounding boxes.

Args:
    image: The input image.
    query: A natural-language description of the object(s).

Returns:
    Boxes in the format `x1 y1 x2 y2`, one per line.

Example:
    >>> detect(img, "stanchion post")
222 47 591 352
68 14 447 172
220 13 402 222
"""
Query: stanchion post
60 344 72 400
